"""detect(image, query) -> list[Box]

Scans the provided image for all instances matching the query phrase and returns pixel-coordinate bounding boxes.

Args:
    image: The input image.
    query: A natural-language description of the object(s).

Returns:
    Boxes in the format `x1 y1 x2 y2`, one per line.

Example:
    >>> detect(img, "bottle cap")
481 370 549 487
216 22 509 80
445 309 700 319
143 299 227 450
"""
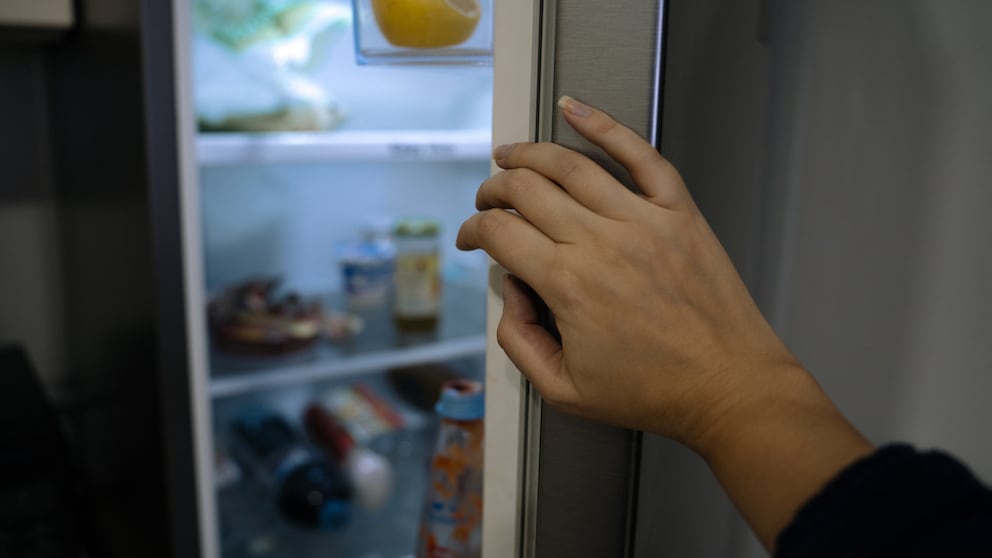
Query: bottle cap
319 499 351 530
435 380 484 421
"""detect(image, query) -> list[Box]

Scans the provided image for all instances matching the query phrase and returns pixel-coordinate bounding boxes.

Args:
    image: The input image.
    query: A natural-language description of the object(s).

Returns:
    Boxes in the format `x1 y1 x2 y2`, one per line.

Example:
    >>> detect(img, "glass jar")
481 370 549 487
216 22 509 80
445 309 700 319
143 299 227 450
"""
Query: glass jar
392 219 441 331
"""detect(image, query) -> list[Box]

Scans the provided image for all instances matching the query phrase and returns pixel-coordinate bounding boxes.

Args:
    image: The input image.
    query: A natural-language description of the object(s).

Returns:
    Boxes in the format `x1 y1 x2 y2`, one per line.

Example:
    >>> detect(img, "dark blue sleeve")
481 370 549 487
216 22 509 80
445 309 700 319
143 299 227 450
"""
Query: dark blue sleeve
775 444 992 557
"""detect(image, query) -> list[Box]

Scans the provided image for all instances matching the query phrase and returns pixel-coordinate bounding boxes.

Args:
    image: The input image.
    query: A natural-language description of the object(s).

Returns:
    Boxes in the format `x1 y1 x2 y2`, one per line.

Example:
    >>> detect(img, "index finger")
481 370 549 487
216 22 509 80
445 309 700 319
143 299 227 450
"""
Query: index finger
493 142 642 220
558 96 691 210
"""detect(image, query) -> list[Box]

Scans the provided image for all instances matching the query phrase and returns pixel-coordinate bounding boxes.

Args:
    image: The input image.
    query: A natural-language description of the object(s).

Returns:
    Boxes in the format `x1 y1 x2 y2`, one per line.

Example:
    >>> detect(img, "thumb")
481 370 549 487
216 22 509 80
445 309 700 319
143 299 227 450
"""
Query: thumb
497 275 574 407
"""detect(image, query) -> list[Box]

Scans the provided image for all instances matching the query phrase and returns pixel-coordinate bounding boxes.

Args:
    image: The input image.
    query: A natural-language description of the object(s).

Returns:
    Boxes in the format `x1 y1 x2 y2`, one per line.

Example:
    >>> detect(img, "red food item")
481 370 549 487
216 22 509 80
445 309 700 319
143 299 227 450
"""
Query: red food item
319 383 406 444
303 403 355 462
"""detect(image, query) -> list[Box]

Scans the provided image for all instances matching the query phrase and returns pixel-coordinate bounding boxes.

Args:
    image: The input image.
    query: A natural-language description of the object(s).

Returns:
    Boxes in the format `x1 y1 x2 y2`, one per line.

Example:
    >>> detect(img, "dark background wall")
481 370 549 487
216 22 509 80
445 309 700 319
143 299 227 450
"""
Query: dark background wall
0 2 173 556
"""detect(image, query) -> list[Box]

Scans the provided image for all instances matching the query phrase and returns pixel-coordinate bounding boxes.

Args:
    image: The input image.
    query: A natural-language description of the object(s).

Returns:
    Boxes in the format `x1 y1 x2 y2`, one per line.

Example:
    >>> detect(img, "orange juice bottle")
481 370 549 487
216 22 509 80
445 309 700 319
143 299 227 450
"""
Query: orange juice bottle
416 380 484 558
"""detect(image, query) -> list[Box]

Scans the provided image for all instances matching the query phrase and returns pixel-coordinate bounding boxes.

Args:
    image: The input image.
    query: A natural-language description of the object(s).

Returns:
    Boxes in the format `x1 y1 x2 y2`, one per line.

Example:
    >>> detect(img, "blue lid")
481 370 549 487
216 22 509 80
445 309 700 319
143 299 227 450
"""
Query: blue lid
435 380 484 421
319 499 351 530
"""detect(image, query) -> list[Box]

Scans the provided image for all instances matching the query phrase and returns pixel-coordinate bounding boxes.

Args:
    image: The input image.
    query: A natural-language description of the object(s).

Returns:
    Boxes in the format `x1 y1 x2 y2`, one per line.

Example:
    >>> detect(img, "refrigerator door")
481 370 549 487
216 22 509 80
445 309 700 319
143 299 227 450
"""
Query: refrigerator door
485 1 667 556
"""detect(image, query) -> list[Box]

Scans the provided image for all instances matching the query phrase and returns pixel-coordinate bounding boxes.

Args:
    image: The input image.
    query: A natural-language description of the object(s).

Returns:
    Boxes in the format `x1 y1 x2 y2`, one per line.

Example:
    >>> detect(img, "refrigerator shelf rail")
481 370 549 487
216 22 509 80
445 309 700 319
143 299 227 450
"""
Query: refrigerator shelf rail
209 334 486 399
197 129 492 166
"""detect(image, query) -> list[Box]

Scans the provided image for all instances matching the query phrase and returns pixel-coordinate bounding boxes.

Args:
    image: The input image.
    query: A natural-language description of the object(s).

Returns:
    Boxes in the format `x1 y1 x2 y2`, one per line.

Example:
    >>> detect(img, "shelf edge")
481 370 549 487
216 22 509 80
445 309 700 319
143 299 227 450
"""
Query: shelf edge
197 129 492 166
209 334 487 398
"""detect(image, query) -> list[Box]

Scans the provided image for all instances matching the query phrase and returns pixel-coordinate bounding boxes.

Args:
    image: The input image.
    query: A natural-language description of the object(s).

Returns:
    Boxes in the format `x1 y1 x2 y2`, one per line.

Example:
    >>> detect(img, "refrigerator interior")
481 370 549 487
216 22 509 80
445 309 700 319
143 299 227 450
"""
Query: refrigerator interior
211 355 484 558
181 1 493 556
635 1 992 557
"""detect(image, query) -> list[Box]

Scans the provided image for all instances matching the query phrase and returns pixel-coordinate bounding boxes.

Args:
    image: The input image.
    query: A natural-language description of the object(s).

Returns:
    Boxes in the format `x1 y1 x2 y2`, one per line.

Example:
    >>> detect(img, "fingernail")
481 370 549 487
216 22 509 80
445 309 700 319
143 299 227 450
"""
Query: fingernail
558 95 592 118
493 143 512 163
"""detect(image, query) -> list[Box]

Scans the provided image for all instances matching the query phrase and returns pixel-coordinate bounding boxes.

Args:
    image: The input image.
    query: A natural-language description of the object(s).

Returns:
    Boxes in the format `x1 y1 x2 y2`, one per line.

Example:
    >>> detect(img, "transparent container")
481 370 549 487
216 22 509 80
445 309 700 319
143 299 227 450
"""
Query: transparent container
337 218 396 310
352 0 493 65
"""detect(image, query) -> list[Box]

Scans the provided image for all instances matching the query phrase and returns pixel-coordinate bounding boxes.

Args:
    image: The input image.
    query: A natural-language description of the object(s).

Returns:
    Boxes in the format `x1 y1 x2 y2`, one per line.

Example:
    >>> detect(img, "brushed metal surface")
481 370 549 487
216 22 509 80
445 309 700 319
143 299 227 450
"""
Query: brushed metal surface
532 1 664 557
548 0 664 190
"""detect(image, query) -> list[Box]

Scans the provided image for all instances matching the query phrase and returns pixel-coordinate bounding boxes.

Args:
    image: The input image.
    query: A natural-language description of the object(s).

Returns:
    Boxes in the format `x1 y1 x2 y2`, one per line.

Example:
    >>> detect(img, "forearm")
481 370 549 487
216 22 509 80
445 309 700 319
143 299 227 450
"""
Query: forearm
694 363 874 552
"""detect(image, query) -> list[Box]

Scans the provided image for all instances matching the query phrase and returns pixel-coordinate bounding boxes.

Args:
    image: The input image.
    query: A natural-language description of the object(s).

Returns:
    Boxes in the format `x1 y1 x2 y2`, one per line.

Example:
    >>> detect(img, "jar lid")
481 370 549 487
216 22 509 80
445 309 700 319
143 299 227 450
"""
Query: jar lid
394 218 440 238
435 379 484 421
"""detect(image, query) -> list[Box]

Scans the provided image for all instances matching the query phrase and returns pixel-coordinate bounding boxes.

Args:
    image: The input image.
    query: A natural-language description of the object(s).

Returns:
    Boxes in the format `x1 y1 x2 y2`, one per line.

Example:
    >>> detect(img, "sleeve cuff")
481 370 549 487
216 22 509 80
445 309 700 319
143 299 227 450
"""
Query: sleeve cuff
775 443 991 557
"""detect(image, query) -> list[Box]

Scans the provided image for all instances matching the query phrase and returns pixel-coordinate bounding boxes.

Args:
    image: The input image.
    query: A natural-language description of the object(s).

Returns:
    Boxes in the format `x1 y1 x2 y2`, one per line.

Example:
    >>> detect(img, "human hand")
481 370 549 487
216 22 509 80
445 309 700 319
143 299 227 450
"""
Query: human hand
457 96 807 451
457 96 873 550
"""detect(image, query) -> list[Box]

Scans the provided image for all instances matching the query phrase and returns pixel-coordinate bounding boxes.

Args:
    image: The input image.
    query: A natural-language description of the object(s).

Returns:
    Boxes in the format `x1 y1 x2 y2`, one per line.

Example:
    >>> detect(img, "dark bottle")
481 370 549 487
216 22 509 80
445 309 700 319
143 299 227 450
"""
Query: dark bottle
232 410 353 529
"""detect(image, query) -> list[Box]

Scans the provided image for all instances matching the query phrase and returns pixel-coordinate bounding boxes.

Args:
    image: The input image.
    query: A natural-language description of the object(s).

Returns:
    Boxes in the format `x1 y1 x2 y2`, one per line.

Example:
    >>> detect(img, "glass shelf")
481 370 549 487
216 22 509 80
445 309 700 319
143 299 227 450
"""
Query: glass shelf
216 424 431 558
197 129 491 166
209 282 487 399
212 369 465 558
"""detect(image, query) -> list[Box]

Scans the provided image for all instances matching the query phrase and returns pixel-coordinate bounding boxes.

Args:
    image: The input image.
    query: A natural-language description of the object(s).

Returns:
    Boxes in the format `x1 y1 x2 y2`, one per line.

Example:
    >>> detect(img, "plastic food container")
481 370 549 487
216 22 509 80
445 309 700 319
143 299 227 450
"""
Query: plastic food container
352 0 493 65
338 235 395 309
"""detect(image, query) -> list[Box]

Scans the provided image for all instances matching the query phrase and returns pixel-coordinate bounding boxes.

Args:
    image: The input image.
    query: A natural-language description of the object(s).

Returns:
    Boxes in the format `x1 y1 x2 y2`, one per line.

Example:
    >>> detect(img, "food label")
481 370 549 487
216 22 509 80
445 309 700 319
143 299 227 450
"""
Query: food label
342 259 393 307
394 252 440 317
417 420 483 558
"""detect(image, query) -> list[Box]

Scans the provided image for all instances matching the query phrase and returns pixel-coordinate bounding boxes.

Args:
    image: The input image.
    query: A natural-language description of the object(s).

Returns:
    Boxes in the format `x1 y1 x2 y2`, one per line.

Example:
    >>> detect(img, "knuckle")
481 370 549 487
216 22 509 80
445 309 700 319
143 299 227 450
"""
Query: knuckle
634 145 666 168
503 169 533 198
477 208 512 241
477 209 507 238
556 151 585 181
592 116 621 137
546 267 580 308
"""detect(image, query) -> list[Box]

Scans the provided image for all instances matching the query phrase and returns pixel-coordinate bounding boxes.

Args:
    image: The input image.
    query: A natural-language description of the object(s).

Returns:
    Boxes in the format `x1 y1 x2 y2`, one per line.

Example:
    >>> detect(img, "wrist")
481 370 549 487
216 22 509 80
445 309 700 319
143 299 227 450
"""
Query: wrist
688 360 874 550
688 359 824 460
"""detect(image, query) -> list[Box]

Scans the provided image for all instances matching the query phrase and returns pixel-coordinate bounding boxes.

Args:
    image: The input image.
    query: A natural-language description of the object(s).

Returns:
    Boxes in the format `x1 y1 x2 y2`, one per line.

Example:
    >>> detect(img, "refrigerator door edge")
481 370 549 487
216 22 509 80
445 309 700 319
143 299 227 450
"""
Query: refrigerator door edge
168 0 220 556
484 0 544 556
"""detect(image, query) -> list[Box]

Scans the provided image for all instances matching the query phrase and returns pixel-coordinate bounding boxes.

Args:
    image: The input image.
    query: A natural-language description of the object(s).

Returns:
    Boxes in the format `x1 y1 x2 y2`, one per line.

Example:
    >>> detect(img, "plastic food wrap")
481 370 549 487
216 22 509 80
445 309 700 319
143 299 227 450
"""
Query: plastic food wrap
192 0 351 131
319 382 406 444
